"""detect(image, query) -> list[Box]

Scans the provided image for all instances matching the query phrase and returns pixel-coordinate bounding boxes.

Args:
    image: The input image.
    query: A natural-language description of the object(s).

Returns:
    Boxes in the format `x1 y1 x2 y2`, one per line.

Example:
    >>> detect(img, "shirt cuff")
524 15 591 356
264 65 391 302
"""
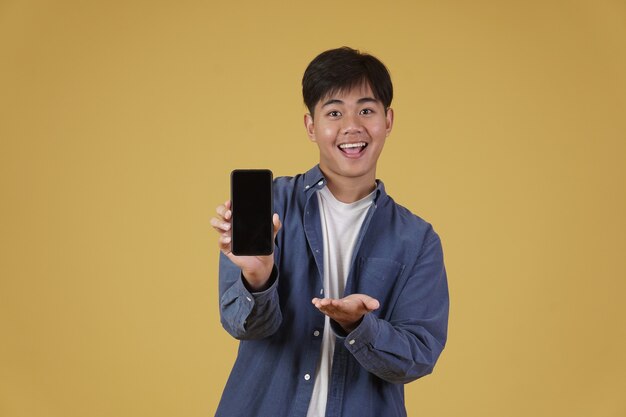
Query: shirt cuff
343 313 379 353
220 265 280 337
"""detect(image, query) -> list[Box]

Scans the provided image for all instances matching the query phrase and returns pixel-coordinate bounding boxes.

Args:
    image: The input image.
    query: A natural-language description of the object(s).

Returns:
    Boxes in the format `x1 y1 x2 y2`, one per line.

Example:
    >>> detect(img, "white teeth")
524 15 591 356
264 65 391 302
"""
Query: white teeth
339 142 367 149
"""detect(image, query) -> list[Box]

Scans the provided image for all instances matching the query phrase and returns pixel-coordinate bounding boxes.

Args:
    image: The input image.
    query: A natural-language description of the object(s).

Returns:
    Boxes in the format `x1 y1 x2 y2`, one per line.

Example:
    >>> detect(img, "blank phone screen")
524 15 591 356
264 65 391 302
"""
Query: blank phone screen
230 169 273 256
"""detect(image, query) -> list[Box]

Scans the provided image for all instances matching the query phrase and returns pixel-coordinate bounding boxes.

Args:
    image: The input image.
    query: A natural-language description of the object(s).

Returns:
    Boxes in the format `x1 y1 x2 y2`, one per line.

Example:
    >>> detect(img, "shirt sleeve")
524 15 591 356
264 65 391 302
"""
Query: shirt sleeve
218 252 282 340
340 230 449 384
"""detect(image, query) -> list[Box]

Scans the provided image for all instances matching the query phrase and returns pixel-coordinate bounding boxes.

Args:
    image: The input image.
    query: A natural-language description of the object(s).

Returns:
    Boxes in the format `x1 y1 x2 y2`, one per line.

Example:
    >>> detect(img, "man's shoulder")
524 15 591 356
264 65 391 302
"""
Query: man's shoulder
379 192 438 242
273 172 303 195
271 172 309 213
273 166 324 195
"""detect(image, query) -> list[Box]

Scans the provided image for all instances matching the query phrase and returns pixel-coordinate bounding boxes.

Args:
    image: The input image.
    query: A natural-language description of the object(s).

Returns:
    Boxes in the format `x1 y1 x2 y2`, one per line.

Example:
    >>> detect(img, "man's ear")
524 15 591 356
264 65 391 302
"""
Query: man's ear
385 108 394 137
304 113 316 142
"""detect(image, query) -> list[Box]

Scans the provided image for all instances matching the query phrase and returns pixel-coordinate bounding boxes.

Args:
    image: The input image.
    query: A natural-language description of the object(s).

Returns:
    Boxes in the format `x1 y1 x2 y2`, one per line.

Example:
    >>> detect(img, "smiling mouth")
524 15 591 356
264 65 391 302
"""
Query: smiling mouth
338 142 368 155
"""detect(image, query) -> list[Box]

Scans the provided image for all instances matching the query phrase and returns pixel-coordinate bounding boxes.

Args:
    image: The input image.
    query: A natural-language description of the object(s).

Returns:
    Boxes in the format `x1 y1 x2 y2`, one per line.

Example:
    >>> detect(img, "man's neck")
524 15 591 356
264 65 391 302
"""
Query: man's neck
321 170 377 204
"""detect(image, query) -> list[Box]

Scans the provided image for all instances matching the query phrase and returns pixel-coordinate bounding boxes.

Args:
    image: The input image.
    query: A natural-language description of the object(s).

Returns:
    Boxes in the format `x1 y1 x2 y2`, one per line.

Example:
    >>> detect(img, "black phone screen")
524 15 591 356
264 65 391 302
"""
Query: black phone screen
230 169 274 256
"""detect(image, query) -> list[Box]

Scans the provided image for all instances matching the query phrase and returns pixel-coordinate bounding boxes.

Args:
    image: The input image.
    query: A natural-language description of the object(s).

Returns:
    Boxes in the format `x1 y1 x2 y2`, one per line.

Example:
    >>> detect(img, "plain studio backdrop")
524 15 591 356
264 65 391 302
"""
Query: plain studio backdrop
1 1 625 416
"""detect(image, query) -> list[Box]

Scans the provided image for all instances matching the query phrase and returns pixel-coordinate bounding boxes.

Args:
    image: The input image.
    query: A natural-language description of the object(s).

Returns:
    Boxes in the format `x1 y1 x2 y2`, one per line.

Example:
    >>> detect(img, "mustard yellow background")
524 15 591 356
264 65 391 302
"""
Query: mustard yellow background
1 1 625 416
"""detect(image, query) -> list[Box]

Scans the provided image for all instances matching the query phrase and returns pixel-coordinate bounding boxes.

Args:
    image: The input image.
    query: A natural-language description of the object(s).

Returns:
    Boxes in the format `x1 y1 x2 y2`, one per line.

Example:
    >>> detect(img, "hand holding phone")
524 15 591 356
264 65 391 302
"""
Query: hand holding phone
212 202 280 290
211 170 282 291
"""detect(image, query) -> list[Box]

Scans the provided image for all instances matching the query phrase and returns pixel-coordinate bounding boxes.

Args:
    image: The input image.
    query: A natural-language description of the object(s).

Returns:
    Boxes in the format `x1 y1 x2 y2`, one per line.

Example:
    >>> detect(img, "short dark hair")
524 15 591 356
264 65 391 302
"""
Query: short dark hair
302 47 393 116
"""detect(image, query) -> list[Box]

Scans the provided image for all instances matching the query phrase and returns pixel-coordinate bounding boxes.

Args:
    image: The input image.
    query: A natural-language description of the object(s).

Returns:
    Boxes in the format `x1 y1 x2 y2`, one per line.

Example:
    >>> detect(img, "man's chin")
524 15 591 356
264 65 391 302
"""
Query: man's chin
327 165 376 180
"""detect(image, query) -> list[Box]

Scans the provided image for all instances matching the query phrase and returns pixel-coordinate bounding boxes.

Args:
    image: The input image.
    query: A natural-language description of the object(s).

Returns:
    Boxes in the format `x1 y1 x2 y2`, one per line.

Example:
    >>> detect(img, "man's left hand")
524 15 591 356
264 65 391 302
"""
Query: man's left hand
312 294 380 333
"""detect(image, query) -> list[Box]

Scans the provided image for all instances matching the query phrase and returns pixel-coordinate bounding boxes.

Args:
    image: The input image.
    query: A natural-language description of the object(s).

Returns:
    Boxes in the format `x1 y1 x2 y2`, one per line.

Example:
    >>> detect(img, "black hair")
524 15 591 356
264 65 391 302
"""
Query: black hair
302 46 393 116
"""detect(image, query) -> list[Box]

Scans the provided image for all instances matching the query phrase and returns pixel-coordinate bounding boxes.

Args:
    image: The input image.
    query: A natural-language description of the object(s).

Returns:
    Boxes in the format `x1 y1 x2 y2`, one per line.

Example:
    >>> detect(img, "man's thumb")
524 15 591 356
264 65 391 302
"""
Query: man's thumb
361 295 380 311
273 213 282 237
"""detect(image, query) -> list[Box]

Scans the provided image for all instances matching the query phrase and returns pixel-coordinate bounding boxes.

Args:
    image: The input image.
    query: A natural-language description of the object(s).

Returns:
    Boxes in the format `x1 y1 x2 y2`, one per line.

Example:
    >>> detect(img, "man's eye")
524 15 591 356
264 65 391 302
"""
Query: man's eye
360 108 373 115
328 111 341 117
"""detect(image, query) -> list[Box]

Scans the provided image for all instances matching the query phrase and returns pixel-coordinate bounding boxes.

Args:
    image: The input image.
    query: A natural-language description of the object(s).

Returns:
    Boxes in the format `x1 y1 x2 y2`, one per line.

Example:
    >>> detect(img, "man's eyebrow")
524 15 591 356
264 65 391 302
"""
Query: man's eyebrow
357 97 379 104
321 98 343 107
321 97 379 107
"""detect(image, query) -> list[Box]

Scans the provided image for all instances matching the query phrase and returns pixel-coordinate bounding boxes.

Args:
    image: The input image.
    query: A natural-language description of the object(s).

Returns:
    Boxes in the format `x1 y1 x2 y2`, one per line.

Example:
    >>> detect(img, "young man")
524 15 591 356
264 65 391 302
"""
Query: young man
210 47 449 417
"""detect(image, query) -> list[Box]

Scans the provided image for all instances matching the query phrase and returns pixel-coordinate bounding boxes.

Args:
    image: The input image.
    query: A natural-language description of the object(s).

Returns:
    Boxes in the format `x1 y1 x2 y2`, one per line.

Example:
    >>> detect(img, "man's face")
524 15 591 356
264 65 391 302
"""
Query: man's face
304 83 394 184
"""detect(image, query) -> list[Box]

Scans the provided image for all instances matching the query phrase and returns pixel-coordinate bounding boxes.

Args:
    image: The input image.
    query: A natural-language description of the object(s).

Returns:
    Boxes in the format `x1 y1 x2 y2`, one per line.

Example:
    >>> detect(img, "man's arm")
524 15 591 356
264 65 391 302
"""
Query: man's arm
313 231 449 384
219 254 282 339
212 201 283 340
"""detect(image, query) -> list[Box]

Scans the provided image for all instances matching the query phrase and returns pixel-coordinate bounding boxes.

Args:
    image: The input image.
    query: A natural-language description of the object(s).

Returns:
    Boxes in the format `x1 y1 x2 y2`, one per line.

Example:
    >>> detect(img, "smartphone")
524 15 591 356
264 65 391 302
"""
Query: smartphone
230 169 274 256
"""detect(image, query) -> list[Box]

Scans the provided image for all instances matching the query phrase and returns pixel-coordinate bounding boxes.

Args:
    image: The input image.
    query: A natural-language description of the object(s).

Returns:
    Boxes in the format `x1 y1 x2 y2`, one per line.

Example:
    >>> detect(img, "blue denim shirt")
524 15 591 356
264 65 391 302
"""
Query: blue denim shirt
216 165 449 417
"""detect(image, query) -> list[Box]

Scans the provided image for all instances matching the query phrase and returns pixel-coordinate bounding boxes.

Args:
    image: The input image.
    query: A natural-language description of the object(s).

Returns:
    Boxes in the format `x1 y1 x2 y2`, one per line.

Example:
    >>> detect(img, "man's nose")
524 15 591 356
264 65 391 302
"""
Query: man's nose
341 113 362 135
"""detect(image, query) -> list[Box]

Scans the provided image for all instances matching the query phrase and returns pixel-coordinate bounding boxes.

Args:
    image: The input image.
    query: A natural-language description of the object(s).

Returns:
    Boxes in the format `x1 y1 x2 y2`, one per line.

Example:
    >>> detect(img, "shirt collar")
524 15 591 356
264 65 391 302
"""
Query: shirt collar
302 165 387 204
302 165 326 192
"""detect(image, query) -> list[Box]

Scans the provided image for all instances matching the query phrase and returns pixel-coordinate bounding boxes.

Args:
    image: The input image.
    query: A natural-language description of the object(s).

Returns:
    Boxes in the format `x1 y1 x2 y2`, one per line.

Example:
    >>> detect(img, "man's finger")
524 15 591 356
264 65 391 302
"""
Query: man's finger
216 201 232 219
218 235 232 253
210 217 231 232
350 294 380 311
223 201 232 220
273 213 282 238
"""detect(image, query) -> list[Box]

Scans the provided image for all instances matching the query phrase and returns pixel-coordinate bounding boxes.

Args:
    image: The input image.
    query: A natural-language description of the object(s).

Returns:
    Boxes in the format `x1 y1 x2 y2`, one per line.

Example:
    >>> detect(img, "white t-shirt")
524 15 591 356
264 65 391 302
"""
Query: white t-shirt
306 186 375 417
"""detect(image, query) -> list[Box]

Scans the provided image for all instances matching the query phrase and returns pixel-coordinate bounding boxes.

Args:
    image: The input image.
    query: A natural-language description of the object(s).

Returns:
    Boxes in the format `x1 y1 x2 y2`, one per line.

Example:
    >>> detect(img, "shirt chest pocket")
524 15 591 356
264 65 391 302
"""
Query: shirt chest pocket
353 257 405 316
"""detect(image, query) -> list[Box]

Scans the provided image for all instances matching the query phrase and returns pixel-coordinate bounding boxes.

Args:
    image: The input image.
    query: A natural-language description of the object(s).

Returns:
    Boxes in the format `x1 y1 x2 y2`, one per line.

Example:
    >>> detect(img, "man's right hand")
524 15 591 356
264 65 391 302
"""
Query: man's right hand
210 200 282 291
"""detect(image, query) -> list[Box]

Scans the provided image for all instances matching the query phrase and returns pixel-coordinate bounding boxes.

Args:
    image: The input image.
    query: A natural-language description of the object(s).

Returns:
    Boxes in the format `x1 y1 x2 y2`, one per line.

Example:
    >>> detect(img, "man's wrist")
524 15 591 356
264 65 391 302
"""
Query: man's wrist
242 265 278 293
339 316 363 334
330 315 364 337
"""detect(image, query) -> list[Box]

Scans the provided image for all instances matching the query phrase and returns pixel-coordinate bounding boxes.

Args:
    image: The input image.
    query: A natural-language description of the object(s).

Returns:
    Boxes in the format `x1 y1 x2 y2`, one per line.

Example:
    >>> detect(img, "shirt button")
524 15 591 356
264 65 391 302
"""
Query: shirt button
348 339 356 345
246 296 252 302
304 374 311 381
305 185 310 189
313 330 320 337
320 289 324 295
317 180 323 186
